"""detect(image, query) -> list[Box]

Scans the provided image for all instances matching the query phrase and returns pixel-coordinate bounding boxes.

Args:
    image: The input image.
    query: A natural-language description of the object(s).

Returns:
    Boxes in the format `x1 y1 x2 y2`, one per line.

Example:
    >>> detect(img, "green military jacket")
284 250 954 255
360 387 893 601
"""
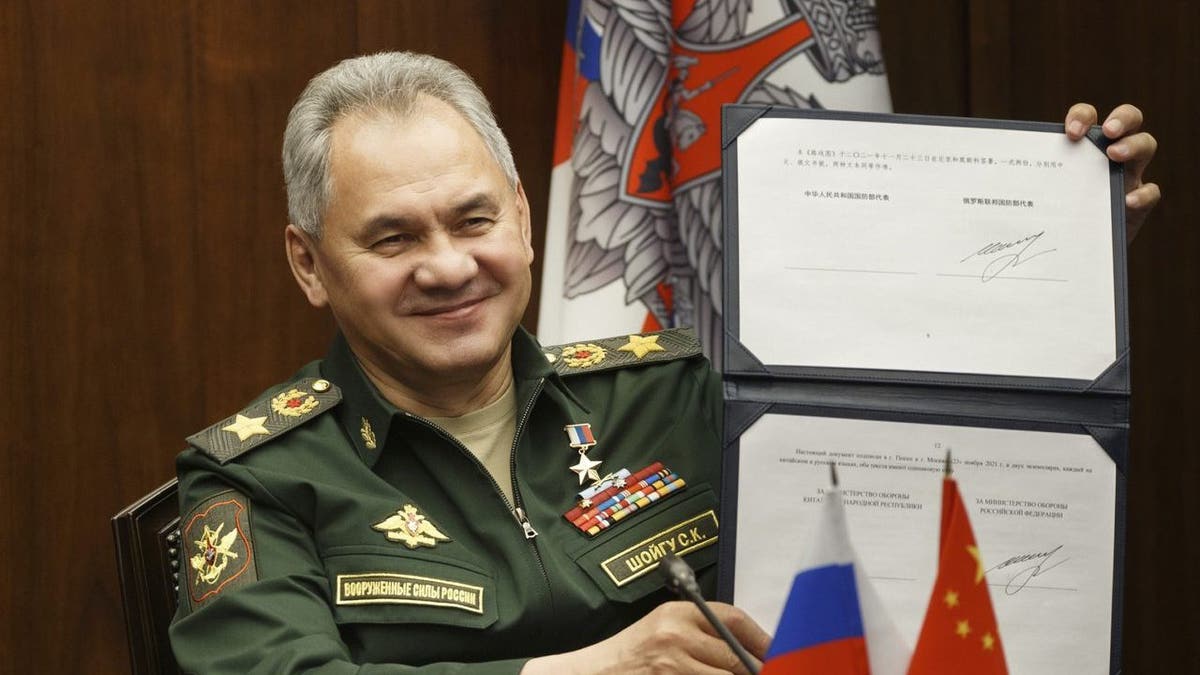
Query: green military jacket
170 328 724 673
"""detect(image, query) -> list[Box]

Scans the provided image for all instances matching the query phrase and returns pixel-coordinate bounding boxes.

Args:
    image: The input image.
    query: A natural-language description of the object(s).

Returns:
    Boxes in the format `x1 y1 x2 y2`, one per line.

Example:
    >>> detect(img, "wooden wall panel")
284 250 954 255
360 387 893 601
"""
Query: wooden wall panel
189 1 356 420
876 0 970 116
0 5 33 674
0 0 207 671
1 1 1194 672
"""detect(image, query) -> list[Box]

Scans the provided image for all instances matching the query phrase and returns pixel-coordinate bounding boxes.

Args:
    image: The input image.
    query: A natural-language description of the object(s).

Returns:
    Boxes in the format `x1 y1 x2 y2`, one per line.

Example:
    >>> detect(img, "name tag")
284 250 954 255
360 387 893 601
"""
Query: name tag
600 510 719 587
335 572 485 614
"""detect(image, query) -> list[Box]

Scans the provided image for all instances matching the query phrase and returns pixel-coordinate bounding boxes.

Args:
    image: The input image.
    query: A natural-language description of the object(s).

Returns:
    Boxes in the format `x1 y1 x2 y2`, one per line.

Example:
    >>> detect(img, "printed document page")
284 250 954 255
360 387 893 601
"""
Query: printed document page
733 412 1115 674
734 117 1116 380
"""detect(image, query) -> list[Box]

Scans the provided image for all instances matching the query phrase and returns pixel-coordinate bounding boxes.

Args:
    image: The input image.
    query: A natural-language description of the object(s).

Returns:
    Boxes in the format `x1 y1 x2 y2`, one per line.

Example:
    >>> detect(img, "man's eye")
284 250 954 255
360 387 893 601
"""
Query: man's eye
461 217 492 230
374 233 416 248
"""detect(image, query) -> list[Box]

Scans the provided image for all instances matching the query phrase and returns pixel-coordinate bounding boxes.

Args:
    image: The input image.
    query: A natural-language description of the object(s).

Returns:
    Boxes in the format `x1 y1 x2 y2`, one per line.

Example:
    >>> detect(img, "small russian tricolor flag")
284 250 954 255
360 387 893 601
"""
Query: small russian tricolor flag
564 423 596 448
762 485 910 675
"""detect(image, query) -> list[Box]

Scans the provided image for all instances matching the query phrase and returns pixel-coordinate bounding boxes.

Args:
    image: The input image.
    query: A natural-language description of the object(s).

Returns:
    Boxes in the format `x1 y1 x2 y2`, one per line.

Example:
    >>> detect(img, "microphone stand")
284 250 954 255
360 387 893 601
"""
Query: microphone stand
660 553 761 674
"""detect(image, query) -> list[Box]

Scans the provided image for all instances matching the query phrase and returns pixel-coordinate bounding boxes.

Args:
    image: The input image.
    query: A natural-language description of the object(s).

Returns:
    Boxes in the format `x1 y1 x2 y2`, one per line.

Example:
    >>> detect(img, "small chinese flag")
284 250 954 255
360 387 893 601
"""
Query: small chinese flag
907 476 1009 674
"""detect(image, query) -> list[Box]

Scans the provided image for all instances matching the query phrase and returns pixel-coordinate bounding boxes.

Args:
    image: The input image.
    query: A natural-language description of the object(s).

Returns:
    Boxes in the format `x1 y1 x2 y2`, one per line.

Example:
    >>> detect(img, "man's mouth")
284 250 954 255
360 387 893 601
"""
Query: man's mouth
412 296 488 317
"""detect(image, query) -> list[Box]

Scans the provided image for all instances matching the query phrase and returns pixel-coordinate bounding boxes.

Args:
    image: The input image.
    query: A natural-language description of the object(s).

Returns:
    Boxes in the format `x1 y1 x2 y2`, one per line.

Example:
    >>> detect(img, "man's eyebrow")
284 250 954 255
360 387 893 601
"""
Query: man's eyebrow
448 192 502 217
358 214 412 240
355 192 505 239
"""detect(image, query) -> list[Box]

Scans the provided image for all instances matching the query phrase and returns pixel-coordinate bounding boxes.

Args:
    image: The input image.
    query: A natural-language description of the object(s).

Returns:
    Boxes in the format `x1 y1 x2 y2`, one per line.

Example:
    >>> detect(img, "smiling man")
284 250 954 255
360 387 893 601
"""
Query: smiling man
286 95 536 417
170 52 769 674
169 52 1157 674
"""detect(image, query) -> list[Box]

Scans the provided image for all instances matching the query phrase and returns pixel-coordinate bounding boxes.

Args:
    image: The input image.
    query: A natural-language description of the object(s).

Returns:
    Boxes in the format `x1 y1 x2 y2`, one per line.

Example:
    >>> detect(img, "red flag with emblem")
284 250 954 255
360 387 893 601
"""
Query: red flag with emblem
907 477 1009 674
539 0 892 366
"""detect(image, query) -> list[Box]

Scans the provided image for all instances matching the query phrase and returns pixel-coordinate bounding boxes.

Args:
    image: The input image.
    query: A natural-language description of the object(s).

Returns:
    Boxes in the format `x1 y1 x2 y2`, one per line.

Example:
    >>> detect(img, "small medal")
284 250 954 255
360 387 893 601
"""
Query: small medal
564 422 602 485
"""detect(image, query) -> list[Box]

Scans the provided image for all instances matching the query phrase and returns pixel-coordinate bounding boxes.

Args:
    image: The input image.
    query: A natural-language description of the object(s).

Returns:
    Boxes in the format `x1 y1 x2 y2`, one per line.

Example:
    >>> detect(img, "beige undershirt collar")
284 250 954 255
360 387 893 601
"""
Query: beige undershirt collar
427 378 518 503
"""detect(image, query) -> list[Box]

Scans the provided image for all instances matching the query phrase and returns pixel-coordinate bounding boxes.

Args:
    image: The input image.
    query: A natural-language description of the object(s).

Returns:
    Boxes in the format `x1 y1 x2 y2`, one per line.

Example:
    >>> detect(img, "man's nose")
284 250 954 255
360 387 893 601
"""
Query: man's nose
412 234 478 290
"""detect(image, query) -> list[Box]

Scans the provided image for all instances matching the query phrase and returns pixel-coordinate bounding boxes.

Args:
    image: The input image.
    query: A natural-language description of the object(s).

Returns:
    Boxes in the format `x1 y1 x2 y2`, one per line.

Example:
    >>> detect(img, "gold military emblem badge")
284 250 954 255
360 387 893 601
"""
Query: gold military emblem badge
561 343 607 368
373 504 451 549
271 388 320 417
360 417 377 449
191 523 240 585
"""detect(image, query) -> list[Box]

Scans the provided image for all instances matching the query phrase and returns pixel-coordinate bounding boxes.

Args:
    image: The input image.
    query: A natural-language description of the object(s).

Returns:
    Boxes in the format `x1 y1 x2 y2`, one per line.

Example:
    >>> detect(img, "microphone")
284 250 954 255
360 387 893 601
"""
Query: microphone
660 554 761 674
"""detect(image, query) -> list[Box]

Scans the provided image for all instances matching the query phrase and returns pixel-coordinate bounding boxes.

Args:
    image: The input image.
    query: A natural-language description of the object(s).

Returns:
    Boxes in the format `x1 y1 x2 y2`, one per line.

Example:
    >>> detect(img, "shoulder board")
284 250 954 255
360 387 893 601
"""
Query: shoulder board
544 328 703 377
187 377 342 464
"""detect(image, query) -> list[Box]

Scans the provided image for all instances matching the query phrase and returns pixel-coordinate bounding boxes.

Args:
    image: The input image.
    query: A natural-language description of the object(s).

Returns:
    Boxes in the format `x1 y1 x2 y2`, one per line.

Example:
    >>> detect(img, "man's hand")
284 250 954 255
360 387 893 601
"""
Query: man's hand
1064 103 1160 242
523 601 771 675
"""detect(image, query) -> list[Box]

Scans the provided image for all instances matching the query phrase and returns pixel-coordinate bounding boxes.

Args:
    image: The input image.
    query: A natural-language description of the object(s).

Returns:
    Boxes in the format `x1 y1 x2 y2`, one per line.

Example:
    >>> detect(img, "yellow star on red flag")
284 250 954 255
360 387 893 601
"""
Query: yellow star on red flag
943 589 959 608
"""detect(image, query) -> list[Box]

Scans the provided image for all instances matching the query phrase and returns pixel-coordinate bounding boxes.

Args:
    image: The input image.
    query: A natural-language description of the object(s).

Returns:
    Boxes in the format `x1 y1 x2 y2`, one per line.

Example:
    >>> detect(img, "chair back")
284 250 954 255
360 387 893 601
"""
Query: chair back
112 478 183 675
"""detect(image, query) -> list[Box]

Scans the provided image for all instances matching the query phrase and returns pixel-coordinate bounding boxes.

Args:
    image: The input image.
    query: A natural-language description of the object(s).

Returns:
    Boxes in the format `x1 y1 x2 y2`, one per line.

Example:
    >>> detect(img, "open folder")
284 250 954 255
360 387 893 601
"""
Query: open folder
716 106 1128 674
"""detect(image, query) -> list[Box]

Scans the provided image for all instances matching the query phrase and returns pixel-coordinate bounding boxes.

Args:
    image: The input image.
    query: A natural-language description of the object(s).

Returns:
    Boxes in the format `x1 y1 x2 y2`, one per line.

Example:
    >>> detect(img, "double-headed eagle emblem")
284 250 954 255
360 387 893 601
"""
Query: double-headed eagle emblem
559 0 887 366
372 504 451 549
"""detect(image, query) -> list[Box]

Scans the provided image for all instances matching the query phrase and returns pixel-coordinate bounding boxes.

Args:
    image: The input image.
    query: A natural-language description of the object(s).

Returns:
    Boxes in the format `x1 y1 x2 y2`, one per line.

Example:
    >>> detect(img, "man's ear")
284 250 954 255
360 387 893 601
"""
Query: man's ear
285 224 329 308
515 180 534 264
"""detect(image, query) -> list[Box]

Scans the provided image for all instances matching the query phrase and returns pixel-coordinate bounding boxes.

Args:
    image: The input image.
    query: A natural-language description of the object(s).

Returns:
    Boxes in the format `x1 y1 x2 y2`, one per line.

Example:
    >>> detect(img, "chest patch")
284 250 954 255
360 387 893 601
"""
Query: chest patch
182 490 257 608
335 573 484 614
600 510 719 587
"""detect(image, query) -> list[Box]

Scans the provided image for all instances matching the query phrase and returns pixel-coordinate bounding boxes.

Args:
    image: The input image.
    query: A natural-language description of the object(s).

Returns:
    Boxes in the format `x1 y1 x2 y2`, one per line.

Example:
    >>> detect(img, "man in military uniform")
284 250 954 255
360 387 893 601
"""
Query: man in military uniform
169 52 769 674
170 52 1157 673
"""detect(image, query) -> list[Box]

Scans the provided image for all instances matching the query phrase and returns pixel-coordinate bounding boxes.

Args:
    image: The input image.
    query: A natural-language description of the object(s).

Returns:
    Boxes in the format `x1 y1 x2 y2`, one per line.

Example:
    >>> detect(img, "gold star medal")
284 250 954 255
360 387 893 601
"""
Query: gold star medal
372 504 451 549
564 422 602 485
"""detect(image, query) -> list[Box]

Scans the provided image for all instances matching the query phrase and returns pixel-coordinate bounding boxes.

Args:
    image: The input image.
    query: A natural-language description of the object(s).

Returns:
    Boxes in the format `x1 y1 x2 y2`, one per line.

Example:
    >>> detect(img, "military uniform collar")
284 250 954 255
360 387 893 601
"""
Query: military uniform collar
321 334 396 468
320 328 589 469
511 326 592 419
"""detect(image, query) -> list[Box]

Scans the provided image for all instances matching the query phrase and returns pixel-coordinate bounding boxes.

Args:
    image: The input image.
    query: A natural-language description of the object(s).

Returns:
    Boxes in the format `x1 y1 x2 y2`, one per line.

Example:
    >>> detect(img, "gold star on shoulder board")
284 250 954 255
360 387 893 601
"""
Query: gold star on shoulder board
618 334 666 359
222 414 270 442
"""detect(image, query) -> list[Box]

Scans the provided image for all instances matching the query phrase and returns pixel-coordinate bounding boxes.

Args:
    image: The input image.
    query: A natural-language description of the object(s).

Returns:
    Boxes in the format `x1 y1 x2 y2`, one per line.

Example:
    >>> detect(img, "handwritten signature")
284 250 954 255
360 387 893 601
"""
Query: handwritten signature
960 231 1057 282
986 544 1068 595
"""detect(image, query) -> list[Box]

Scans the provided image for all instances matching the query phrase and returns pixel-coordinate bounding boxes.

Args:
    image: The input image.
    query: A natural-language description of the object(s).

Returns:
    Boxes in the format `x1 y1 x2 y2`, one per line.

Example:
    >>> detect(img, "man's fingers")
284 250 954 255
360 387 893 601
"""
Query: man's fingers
1125 183 1161 243
1108 131 1157 170
687 632 761 675
1102 103 1144 139
706 602 773 660
1126 182 1161 211
1065 102 1098 139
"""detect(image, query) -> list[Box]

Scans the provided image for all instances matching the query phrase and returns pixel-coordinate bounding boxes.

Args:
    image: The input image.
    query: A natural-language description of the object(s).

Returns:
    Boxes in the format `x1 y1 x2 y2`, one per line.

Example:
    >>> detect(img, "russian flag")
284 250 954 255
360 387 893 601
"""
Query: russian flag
762 487 910 675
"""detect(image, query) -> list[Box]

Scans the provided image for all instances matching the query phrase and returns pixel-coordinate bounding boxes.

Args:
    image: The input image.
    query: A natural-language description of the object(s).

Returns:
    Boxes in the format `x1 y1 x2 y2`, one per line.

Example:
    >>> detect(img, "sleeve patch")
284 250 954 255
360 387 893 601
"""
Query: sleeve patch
182 490 258 610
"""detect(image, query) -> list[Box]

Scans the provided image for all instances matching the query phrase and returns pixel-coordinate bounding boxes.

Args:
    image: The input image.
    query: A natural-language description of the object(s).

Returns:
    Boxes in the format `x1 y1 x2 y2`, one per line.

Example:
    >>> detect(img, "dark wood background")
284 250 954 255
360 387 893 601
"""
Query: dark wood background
1 1 1194 672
